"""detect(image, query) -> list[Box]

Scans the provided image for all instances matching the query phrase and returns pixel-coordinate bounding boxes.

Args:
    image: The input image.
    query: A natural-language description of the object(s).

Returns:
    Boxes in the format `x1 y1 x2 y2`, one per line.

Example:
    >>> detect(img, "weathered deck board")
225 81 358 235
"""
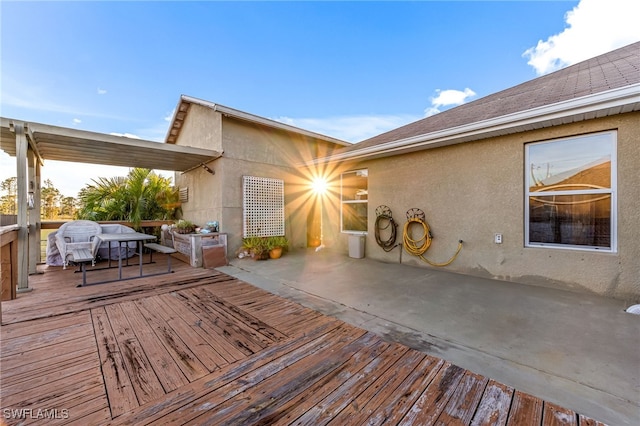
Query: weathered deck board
363 355 446 425
0 331 95 383
108 319 347 425
400 363 467 425
326 349 427 424
471 379 514 425
543 402 579 425
579 414 608 426
141 294 225 372
132 297 209 381
0 263 609 425
102 302 168 404
279 342 408 425
0 258 228 325
154 291 243 364
199 286 288 341
508 390 543 425
91 306 139 418
181 329 379 426
1 321 93 358
436 370 489 424
176 288 272 356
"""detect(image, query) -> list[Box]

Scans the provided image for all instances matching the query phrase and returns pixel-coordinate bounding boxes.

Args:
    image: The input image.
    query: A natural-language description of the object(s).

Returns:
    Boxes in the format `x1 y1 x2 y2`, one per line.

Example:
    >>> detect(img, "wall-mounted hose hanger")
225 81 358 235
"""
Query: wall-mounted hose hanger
375 205 399 252
403 208 463 267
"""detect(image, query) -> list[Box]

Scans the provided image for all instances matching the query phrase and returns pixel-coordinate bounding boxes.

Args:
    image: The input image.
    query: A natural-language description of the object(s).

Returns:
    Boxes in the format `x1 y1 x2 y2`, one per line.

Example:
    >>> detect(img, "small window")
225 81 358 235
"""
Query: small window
341 169 368 233
525 131 616 251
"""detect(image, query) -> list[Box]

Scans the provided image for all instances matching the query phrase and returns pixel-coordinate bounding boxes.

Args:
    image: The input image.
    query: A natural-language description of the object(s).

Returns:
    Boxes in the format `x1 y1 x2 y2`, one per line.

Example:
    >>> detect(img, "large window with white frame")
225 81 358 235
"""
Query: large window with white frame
341 169 368 233
525 131 616 251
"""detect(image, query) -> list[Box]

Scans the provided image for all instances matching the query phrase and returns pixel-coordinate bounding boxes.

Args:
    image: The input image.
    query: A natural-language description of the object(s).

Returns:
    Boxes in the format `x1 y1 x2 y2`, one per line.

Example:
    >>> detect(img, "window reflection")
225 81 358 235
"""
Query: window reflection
526 131 615 251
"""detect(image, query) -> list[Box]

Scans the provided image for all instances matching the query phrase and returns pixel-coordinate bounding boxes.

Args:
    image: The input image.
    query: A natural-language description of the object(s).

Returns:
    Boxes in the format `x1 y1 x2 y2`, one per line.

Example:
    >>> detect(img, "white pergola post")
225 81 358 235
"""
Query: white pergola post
14 122 30 292
28 150 41 273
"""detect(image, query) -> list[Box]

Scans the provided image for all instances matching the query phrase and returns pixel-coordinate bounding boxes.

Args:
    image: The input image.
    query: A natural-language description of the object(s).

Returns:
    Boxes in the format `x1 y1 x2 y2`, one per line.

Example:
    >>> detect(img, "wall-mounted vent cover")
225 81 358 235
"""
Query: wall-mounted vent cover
179 187 189 203
243 176 284 237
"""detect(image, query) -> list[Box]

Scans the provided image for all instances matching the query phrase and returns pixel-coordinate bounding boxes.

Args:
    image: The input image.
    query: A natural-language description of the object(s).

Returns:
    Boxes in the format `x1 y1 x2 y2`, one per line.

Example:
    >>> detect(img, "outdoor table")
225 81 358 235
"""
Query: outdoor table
80 232 157 285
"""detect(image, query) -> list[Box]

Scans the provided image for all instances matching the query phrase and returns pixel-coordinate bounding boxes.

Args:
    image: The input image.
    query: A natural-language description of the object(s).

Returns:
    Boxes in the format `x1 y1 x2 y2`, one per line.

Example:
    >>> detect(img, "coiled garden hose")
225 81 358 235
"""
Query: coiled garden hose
374 213 398 252
403 217 463 267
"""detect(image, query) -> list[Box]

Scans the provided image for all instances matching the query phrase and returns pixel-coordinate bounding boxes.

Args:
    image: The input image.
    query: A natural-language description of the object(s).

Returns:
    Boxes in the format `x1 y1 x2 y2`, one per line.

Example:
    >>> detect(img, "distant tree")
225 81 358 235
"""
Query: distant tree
76 168 179 229
41 179 62 219
0 177 17 214
60 196 77 218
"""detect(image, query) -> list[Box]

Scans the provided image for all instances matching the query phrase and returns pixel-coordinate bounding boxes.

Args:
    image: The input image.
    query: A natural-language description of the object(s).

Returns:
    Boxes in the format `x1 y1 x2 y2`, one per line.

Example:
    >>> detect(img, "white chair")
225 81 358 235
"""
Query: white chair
98 224 137 260
55 220 102 269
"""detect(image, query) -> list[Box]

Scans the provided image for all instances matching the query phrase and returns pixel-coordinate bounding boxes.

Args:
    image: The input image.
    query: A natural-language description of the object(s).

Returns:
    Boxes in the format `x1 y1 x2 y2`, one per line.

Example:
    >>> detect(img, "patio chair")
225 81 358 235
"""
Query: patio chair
98 223 137 260
55 220 102 269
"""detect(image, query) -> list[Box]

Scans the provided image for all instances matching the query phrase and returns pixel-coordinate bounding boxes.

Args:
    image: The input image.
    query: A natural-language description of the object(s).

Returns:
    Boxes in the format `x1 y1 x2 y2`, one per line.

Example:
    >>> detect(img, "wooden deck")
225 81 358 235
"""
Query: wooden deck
1 255 606 425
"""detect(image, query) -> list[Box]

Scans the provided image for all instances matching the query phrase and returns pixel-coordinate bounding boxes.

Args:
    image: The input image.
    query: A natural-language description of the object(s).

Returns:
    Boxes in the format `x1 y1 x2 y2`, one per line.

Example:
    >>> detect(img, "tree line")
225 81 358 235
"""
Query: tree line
0 168 181 228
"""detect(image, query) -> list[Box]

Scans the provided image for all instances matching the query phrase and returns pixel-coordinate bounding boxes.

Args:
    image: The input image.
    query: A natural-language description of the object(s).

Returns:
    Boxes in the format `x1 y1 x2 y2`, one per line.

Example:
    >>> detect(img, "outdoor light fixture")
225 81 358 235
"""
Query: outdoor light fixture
27 181 35 210
201 163 215 175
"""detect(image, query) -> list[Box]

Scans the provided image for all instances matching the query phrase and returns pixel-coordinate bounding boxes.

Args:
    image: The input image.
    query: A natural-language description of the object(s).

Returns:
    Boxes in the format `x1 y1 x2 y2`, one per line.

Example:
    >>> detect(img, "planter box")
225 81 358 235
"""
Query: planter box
168 232 227 268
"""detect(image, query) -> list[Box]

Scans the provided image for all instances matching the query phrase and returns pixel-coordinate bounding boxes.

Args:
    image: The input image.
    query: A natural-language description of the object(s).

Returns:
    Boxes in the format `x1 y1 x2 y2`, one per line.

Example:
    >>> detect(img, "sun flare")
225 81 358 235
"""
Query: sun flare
311 177 329 194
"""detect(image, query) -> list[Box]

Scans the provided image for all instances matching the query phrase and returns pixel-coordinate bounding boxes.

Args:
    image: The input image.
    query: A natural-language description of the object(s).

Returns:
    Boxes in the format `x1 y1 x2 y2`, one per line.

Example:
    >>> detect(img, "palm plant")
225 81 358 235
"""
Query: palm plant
76 168 178 230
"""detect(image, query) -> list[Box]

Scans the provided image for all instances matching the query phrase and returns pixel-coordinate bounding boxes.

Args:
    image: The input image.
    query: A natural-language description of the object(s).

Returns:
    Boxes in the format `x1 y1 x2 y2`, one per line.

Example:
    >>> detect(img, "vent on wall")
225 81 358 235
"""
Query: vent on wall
179 187 189 203
243 176 284 237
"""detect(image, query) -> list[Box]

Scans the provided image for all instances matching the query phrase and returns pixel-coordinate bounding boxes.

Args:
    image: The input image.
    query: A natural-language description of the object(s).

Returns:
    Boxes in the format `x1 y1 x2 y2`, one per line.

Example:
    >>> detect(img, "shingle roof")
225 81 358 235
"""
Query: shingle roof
348 42 640 151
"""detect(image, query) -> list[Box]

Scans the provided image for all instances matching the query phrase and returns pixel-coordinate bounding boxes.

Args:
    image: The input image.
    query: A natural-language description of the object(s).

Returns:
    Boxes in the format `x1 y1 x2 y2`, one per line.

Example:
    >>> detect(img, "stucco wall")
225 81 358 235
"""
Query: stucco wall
175 110 345 256
173 104 224 234
330 113 640 302
177 104 223 151
218 119 342 255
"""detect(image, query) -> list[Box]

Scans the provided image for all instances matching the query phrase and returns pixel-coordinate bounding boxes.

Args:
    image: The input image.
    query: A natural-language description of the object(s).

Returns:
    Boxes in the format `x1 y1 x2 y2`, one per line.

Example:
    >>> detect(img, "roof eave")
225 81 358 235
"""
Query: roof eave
308 83 640 165
1 117 222 172
169 94 351 147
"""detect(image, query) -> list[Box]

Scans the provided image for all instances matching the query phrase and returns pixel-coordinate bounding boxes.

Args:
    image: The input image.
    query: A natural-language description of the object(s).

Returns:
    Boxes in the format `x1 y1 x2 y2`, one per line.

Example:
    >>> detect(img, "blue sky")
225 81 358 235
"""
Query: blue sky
1 0 639 198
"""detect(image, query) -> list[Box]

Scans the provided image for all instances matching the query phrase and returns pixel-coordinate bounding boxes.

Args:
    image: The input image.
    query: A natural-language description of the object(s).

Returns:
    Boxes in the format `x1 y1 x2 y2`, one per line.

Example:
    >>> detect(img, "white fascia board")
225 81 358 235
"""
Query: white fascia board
310 83 640 165
180 95 351 147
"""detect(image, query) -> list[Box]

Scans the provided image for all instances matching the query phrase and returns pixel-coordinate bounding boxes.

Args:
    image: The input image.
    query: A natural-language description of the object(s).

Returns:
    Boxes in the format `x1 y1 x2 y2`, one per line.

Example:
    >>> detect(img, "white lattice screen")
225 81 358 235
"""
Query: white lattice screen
243 176 285 237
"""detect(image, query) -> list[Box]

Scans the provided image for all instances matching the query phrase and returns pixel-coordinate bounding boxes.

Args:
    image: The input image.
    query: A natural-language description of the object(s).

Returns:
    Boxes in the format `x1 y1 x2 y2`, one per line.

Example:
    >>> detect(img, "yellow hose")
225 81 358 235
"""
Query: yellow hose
403 217 463 267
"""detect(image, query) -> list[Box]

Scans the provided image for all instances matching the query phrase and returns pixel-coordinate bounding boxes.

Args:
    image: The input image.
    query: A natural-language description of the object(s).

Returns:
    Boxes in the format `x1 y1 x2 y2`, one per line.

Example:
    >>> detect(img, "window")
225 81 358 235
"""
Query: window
525 131 616 251
341 169 368 233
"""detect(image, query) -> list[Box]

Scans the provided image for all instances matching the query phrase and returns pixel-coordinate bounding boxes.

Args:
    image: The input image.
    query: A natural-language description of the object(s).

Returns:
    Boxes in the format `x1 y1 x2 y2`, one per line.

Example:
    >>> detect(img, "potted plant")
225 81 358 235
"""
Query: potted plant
242 237 269 260
174 219 196 234
266 236 289 259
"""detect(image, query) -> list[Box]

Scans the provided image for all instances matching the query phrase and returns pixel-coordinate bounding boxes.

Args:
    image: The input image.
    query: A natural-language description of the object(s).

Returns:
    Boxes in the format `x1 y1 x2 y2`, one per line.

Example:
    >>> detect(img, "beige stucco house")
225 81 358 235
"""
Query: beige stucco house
165 96 351 256
168 42 639 302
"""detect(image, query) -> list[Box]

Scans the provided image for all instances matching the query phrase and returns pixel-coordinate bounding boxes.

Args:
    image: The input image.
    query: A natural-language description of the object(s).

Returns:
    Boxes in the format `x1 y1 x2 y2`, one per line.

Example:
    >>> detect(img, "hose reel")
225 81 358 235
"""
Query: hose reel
374 205 398 252
403 208 463 267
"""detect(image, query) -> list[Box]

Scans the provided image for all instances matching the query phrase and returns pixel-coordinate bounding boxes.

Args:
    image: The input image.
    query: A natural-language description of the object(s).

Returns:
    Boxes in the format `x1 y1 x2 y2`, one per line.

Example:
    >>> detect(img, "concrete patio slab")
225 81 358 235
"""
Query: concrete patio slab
219 248 640 426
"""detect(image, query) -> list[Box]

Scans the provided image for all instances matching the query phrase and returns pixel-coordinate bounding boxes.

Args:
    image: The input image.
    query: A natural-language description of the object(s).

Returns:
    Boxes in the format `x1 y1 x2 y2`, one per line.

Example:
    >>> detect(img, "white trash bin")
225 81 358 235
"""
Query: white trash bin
348 234 365 259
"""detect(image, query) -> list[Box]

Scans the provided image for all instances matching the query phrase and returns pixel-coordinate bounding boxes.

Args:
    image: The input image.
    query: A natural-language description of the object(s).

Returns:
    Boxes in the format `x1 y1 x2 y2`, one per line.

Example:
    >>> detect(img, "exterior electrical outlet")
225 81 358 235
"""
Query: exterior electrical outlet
495 233 503 244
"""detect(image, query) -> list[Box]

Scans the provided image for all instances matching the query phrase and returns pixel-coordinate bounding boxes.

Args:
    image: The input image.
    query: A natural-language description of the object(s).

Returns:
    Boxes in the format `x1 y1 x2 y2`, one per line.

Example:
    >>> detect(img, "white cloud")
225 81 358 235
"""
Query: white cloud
523 0 640 75
274 114 420 143
97 88 107 95
164 108 175 122
425 88 476 117
73 118 82 124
